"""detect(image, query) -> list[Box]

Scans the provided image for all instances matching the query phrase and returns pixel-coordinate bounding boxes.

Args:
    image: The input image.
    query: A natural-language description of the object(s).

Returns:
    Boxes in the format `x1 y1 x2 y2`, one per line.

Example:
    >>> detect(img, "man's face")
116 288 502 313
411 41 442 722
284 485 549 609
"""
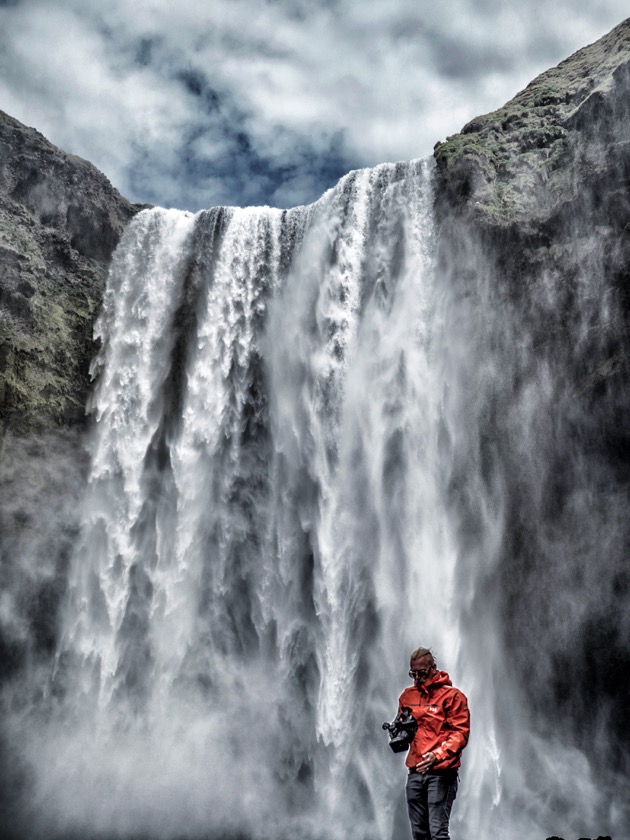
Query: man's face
409 654 436 686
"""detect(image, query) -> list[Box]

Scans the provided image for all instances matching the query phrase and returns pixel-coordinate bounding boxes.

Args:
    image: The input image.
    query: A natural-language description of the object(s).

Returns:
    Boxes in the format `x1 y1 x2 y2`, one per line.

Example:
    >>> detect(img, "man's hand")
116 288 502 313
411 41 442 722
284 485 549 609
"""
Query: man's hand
415 752 437 774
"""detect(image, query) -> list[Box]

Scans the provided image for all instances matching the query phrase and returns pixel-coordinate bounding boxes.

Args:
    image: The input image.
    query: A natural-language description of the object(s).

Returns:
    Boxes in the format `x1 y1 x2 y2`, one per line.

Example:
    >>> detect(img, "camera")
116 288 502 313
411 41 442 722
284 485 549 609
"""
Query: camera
382 707 418 753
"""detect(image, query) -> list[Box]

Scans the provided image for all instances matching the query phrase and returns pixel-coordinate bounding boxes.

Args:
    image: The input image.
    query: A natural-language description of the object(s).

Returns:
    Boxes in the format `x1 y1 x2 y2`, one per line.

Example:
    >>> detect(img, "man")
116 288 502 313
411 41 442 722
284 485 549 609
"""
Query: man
397 647 470 840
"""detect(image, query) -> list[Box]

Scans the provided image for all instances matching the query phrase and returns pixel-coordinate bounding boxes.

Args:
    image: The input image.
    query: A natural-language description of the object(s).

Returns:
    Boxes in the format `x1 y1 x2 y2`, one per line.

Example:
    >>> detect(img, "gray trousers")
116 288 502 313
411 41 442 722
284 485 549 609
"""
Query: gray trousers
405 769 458 840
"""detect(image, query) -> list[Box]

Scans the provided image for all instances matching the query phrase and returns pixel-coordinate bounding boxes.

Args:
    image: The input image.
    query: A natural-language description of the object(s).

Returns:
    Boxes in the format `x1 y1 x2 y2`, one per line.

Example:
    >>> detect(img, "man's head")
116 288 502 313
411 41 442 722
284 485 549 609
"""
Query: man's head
409 647 436 686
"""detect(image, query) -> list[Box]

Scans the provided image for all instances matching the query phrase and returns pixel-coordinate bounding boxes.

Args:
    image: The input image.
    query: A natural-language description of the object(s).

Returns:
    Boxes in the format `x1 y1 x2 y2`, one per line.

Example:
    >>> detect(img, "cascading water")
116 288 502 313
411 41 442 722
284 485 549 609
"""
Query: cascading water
5 159 628 840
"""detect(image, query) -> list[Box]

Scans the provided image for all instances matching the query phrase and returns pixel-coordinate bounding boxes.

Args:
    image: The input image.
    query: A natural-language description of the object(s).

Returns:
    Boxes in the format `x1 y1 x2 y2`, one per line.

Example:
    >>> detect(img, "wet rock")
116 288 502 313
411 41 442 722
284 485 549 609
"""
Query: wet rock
433 14 630 790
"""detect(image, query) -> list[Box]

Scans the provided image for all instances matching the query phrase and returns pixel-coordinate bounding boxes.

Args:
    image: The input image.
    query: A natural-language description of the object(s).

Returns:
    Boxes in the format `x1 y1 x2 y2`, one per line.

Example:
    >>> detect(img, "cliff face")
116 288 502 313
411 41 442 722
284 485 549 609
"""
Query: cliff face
0 110 143 435
0 112 143 699
433 17 630 784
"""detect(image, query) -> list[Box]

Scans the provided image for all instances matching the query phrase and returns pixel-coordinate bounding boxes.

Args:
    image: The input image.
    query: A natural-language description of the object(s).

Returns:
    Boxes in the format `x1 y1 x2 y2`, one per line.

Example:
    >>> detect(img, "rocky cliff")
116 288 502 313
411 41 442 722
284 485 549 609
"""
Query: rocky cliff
0 110 143 436
433 15 630 791
434 17 630 230
0 111 143 694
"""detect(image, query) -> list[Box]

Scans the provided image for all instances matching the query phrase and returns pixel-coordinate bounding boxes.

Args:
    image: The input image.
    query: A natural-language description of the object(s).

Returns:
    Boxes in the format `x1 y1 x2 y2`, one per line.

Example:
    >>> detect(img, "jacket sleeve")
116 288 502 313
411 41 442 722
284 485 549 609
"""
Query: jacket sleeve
432 689 470 764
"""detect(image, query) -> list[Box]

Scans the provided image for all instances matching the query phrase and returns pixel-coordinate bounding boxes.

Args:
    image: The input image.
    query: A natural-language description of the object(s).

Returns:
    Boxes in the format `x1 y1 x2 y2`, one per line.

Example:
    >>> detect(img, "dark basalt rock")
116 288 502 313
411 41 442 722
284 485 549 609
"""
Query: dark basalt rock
433 14 630 798
0 109 146 437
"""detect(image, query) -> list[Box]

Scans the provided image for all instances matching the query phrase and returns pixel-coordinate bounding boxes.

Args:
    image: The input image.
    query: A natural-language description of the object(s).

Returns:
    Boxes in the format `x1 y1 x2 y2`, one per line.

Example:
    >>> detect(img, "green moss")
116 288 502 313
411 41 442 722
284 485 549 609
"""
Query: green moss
530 80 569 107
435 132 489 168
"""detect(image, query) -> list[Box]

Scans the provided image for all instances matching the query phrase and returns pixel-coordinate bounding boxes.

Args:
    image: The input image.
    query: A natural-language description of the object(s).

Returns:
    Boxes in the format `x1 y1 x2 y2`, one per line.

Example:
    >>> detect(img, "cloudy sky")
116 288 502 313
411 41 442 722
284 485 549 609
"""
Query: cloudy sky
0 0 627 211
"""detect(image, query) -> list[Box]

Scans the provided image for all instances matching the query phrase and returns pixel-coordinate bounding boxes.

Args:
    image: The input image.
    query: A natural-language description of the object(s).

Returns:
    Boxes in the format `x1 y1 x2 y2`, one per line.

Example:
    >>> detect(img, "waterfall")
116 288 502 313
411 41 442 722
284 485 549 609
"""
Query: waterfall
8 158 628 840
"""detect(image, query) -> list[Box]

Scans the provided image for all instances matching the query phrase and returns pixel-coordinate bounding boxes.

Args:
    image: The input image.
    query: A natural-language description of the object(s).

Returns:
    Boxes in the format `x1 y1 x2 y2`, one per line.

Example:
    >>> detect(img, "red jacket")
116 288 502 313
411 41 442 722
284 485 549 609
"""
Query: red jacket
398 670 470 770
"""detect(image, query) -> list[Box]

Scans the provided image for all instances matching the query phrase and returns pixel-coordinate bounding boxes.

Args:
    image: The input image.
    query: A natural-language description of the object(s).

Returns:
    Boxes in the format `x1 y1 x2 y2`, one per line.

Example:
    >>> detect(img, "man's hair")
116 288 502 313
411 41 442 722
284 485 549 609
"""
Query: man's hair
410 647 435 665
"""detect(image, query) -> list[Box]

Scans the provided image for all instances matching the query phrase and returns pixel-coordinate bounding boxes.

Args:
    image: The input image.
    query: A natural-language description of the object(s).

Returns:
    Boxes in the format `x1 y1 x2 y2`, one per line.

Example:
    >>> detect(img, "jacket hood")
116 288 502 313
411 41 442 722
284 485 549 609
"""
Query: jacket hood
417 669 452 694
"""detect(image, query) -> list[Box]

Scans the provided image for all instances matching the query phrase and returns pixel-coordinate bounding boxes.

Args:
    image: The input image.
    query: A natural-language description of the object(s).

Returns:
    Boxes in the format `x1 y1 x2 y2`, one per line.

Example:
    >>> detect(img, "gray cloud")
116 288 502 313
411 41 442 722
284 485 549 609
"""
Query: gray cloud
0 0 627 210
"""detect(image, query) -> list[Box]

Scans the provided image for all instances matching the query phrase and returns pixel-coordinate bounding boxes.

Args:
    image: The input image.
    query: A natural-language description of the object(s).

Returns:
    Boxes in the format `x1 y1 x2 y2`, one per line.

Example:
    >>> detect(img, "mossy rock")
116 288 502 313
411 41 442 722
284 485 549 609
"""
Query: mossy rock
434 18 630 228
0 110 145 435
